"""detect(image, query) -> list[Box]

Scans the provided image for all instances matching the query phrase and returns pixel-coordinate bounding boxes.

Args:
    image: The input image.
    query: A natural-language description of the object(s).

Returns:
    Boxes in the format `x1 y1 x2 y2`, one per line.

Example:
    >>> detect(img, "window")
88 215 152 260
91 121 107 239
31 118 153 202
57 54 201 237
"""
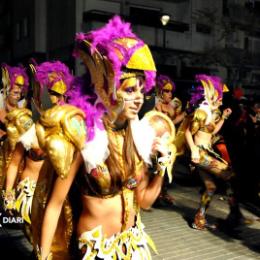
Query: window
23 17 29 37
196 23 211 34
15 22 21 41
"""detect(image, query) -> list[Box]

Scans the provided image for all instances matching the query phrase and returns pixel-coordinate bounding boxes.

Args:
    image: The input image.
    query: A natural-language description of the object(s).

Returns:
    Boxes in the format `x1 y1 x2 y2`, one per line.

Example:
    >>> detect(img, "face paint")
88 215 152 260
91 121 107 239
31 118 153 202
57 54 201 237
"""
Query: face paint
8 85 22 106
116 77 144 120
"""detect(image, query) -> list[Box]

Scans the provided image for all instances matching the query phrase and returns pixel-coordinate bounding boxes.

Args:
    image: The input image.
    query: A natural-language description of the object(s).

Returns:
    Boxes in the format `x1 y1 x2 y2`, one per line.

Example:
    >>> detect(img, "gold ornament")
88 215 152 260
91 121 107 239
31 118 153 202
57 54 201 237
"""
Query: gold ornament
5 108 33 151
36 104 87 179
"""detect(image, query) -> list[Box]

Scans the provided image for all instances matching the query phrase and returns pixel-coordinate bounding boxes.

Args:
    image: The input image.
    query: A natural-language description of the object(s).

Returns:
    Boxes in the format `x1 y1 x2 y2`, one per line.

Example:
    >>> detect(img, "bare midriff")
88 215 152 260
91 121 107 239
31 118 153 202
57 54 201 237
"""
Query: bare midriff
21 157 44 182
77 191 136 238
194 130 212 148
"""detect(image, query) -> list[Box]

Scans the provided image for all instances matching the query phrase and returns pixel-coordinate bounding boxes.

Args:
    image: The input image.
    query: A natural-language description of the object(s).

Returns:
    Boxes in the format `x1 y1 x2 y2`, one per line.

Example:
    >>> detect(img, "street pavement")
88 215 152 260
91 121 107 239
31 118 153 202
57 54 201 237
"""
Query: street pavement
142 182 260 260
0 168 260 260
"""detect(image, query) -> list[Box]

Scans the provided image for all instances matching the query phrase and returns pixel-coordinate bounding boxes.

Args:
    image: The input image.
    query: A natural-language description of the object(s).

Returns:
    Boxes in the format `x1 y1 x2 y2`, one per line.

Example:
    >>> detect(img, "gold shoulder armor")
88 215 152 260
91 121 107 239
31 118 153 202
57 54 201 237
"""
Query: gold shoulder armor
190 109 207 135
5 108 33 151
212 109 221 123
36 104 87 179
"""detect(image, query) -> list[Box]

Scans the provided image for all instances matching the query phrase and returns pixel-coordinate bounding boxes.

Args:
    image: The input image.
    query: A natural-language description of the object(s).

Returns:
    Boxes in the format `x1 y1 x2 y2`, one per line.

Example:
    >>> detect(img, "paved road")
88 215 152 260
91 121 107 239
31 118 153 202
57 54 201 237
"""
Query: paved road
0 181 260 259
143 183 260 260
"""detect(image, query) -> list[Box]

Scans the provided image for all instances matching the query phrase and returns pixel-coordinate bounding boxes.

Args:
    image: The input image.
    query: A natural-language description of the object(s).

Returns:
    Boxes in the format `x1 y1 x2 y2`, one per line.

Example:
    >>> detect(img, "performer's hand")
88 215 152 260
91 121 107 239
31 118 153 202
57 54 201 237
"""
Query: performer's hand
223 108 232 118
152 132 171 157
191 145 200 163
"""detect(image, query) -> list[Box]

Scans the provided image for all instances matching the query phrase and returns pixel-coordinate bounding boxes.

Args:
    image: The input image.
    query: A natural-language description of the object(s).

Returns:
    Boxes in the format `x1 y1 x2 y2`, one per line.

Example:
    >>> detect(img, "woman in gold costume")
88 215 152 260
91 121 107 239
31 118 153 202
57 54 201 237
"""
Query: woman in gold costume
0 64 29 193
155 74 185 125
154 75 186 206
37 16 176 259
185 74 243 230
2 61 72 226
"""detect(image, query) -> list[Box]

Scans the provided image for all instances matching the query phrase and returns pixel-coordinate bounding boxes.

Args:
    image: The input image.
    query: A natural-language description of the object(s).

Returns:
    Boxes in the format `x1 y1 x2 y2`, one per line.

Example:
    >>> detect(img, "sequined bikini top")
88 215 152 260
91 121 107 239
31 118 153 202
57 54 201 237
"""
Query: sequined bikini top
79 120 144 198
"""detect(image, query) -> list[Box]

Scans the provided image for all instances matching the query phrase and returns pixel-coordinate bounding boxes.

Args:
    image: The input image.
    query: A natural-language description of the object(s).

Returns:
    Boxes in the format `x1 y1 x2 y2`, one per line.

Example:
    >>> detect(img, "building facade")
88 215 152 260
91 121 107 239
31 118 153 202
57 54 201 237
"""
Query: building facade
1 0 260 96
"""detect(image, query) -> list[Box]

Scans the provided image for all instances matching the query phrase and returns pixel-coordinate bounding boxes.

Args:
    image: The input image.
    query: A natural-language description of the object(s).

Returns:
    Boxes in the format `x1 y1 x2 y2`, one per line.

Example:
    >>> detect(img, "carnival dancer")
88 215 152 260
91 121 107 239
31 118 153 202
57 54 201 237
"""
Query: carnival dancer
2 61 72 227
184 74 243 230
0 64 29 193
155 75 185 125
154 75 184 206
37 16 176 260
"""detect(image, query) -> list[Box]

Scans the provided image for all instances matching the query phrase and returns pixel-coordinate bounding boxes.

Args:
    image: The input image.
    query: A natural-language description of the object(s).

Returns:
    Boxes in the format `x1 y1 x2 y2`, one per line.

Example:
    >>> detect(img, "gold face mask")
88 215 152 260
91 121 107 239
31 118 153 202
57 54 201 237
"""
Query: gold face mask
14 75 25 88
163 83 173 92
48 72 67 95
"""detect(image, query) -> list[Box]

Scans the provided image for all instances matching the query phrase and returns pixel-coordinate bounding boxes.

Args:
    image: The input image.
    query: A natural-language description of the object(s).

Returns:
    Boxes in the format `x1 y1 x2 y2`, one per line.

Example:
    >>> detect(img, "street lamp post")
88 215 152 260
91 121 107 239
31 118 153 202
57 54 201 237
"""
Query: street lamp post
160 14 170 49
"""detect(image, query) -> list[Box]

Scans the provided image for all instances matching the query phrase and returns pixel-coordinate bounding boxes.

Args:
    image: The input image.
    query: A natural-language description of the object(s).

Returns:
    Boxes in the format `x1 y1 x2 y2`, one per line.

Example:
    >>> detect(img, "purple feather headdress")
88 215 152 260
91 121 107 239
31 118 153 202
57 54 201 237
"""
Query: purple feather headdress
35 61 73 92
189 85 204 108
74 15 156 92
195 74 223 99
157 74 175 92
3 64 29 91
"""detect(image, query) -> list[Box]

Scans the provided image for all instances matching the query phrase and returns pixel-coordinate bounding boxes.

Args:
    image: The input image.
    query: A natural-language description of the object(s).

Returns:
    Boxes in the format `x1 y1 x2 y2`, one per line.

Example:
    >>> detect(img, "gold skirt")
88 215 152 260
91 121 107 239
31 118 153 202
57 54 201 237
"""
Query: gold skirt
78 214 157 260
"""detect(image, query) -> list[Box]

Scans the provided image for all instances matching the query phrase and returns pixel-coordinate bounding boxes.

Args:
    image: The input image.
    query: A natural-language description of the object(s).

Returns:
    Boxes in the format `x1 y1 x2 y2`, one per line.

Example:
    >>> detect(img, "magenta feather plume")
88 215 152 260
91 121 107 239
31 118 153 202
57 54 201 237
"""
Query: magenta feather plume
74 15 156 92
195 74 223 99
67 77 103 141
35 61 73 92
2 64 29 91
156 74 175 92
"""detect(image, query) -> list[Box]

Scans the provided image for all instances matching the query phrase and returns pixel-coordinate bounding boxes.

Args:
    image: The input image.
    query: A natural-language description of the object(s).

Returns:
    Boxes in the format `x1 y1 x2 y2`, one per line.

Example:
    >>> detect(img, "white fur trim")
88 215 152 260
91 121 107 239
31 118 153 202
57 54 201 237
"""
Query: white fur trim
18 124 37 151
81 125 110 173
199 103 212 124
130 117 155 165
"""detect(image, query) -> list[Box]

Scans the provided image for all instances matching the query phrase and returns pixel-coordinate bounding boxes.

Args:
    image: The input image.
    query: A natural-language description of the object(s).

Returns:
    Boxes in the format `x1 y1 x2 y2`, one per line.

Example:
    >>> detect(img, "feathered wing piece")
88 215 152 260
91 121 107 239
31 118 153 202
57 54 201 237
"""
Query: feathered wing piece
76 40 119 121
29 63 42 114
195 74 224 105
29 64 51 122
0 66 10 108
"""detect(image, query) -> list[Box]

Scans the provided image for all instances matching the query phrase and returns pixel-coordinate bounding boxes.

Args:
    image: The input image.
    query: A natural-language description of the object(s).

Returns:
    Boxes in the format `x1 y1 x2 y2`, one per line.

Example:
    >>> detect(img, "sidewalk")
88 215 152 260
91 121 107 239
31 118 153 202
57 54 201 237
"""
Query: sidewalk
142 182 260 260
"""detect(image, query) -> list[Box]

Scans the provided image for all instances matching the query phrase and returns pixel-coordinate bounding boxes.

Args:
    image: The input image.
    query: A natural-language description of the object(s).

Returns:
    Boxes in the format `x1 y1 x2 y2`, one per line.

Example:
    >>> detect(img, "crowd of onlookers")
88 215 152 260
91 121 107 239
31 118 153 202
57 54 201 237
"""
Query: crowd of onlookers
221 91 260 206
